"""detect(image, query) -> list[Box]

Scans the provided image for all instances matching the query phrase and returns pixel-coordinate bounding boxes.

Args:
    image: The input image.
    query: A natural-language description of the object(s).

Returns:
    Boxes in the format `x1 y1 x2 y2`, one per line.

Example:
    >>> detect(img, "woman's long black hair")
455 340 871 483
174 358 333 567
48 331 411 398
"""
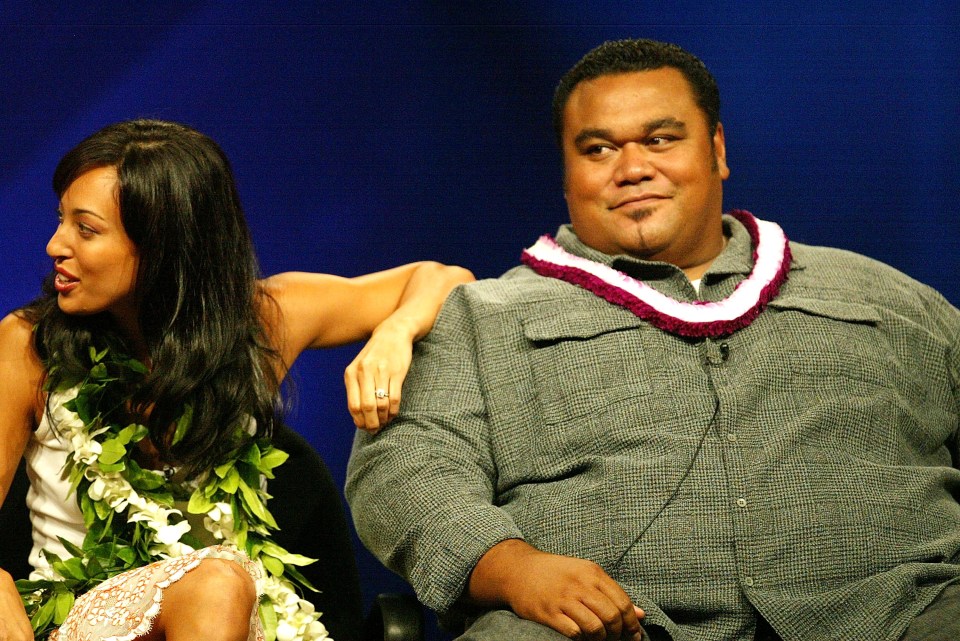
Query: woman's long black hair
22 119 282 477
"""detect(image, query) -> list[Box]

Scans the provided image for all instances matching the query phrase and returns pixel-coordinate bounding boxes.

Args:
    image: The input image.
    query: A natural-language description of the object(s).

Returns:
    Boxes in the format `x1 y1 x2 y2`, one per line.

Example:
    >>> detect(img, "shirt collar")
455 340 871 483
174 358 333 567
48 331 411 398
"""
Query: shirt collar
553 213 758 278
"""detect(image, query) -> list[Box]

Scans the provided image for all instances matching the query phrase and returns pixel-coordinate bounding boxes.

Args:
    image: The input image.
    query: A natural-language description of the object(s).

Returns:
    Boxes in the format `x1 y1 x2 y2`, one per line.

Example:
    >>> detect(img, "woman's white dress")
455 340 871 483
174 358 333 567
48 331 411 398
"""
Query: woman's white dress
24 394 264 641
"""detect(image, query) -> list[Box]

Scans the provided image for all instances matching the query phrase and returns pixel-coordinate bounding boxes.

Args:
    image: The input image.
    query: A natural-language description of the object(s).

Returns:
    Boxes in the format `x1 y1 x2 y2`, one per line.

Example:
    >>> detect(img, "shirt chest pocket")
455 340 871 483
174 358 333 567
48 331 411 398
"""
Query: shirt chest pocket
765 296 891 388
522 306 653 427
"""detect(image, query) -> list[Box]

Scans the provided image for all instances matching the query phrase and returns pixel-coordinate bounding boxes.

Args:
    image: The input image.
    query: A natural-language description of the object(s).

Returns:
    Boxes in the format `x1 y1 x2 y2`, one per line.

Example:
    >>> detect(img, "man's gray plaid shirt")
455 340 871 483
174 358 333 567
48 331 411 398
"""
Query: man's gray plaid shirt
348 214 960 641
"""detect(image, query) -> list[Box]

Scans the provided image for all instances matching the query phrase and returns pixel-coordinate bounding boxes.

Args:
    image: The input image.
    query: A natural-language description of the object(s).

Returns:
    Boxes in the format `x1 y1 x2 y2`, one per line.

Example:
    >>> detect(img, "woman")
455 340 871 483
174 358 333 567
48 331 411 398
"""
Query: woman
0 119 473 641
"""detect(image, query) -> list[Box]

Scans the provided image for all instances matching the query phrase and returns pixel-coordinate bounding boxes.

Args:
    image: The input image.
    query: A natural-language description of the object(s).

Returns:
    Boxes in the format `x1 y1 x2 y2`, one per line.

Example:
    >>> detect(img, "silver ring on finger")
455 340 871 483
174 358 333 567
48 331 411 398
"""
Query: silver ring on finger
375 388 389 400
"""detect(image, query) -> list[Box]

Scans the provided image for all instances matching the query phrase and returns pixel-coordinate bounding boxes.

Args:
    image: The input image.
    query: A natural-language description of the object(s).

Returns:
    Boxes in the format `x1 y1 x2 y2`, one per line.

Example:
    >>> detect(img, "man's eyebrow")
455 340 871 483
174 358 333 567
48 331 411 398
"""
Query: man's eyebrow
573 128 613 147
572 119 688 147
645 117 687 133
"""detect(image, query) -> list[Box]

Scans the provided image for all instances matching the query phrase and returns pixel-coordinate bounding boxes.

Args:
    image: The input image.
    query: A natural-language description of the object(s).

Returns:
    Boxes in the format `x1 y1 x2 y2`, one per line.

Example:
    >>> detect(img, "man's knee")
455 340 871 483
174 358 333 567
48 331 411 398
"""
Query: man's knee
900 582 960 641
456 610 571 641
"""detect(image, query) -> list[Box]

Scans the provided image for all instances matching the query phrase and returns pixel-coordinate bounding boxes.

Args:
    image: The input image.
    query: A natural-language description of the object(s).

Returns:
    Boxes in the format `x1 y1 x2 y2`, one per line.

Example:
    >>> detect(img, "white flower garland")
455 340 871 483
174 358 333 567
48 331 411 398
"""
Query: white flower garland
44 384 329 641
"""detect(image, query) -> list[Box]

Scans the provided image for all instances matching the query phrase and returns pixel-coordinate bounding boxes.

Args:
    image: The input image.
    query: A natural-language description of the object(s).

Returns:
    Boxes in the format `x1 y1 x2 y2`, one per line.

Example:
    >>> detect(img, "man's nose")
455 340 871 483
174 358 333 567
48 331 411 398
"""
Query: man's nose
613 142 655 185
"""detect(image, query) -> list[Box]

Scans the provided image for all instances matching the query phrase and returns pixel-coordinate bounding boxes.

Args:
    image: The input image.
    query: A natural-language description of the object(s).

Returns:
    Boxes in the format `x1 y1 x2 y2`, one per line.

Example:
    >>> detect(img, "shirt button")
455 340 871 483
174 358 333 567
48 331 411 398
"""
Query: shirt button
736 498 747 507
726 433 737 442
744 576 755 587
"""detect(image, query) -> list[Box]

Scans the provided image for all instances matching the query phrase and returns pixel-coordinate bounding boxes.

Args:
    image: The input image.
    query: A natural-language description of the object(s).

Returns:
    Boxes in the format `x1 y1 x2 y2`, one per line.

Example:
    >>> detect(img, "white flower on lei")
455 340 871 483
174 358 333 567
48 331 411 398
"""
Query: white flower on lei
86 473 134 511
53 398 107 465
261 574 329 641
203 502 235 540
126 495 181 528
50 396 87 430
147 518 192 546
69 432 103 465
30 565 59 582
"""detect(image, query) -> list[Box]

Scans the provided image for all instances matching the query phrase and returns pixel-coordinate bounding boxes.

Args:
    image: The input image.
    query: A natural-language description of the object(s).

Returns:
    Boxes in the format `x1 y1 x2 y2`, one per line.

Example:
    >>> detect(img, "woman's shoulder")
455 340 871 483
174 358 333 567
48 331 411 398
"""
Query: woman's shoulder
0 311 45 427
0 311 38 357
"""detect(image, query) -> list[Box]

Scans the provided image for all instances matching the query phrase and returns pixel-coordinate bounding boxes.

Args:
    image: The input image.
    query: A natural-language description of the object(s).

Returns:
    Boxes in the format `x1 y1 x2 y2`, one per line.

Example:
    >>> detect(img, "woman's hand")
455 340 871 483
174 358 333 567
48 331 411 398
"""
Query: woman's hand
343 263 473 433
0 569 33 641
344 317 415 433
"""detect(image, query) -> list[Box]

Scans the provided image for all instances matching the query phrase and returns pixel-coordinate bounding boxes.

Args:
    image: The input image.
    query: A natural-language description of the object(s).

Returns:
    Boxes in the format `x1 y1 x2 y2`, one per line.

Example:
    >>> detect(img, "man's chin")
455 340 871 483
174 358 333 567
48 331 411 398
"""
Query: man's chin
622 205 658 222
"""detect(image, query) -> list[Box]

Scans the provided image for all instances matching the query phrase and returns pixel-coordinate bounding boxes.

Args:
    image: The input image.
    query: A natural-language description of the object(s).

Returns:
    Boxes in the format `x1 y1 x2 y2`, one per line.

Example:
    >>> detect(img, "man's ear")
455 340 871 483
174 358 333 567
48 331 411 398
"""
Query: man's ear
713 122 730 180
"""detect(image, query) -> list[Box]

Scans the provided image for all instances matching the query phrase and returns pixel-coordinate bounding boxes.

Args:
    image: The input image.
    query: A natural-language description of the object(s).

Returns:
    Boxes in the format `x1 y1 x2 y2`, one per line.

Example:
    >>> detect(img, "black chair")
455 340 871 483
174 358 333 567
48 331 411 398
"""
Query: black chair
270 423 424 641
0 424 423 641
0 455 32 581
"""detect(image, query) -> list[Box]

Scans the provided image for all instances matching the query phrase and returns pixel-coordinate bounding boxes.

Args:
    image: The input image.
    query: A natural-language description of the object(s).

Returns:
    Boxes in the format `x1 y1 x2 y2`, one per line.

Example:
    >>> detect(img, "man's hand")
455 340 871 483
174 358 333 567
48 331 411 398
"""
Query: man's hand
468 539 644 640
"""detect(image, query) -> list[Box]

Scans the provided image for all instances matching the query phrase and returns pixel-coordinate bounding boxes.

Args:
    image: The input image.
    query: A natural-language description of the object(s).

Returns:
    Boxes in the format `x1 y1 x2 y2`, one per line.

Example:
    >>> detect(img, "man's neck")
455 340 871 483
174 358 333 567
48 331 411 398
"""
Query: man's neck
680 233 728 282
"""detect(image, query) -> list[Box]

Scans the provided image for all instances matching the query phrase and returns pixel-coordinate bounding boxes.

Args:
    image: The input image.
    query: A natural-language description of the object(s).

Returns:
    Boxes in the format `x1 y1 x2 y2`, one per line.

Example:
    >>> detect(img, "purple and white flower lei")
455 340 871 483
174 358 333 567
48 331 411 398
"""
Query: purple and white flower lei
521 210 791 338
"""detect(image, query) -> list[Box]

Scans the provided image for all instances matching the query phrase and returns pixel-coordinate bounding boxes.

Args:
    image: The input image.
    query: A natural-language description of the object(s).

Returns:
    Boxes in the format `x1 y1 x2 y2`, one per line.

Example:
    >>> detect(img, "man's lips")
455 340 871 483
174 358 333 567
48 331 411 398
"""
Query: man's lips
610 193 669 210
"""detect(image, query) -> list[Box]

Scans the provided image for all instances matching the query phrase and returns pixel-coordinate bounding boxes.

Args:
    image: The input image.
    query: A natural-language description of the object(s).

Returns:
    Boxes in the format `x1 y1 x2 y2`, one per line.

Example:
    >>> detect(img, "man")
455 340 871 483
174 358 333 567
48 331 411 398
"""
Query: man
347 39 960 641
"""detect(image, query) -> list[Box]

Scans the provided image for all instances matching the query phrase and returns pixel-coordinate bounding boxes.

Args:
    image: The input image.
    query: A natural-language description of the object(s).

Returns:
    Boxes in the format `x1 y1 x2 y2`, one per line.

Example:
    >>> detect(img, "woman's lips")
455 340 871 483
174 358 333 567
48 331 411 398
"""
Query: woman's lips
53 269 79 293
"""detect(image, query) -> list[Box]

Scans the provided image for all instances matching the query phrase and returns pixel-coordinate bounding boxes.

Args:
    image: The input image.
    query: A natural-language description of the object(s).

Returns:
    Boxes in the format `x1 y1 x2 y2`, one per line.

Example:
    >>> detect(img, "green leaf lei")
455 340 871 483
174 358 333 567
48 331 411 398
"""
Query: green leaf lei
16 346 328 641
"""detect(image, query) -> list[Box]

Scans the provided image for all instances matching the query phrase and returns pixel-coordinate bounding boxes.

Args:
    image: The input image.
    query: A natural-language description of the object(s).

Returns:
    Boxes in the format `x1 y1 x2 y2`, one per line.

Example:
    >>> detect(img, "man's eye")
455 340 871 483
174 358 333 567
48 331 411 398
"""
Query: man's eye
648 136 676 146
585 144 612 156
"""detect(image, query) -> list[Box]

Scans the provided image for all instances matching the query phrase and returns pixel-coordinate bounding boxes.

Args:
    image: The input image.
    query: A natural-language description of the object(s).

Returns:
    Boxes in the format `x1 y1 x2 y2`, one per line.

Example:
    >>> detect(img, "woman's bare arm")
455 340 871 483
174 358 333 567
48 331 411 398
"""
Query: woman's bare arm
0 312 44 640
260 261 474 431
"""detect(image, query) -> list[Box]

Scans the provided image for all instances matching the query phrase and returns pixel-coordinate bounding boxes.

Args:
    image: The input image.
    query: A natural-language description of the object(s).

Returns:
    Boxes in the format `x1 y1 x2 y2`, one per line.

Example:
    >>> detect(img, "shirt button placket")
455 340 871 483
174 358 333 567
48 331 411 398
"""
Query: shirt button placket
705 339 730 367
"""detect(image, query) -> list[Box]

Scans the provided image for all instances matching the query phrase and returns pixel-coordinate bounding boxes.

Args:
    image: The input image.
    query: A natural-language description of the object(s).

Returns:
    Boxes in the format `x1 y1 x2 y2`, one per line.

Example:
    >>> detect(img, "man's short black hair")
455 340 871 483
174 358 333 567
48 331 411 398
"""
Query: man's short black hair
552 39 721 145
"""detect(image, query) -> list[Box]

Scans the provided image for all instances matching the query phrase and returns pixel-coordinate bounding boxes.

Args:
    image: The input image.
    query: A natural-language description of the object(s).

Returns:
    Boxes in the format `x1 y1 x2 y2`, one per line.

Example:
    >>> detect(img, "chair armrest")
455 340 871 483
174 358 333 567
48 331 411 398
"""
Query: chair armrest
362 592 424 641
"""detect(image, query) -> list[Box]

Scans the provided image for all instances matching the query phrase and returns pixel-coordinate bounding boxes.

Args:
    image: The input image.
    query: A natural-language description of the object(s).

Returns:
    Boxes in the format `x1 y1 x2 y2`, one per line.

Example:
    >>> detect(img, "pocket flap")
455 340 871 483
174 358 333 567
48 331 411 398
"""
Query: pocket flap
768 296 881 324
522 301 641 342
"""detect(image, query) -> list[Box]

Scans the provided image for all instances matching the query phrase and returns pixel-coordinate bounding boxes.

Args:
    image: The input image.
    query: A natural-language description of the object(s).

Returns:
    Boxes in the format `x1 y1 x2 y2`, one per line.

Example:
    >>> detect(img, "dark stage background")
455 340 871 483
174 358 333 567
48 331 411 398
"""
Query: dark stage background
2 3 957 639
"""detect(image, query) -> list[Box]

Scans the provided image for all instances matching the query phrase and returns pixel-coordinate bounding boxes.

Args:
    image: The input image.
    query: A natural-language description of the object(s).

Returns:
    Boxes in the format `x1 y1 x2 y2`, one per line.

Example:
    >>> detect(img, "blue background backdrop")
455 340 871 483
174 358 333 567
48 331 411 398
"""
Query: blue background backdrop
2 2 957 638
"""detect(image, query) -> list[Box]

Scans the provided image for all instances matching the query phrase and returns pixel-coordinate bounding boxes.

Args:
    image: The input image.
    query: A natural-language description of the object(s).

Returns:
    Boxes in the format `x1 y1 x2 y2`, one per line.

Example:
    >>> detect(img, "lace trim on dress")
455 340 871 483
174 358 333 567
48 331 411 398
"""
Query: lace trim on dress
49 545 264 641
